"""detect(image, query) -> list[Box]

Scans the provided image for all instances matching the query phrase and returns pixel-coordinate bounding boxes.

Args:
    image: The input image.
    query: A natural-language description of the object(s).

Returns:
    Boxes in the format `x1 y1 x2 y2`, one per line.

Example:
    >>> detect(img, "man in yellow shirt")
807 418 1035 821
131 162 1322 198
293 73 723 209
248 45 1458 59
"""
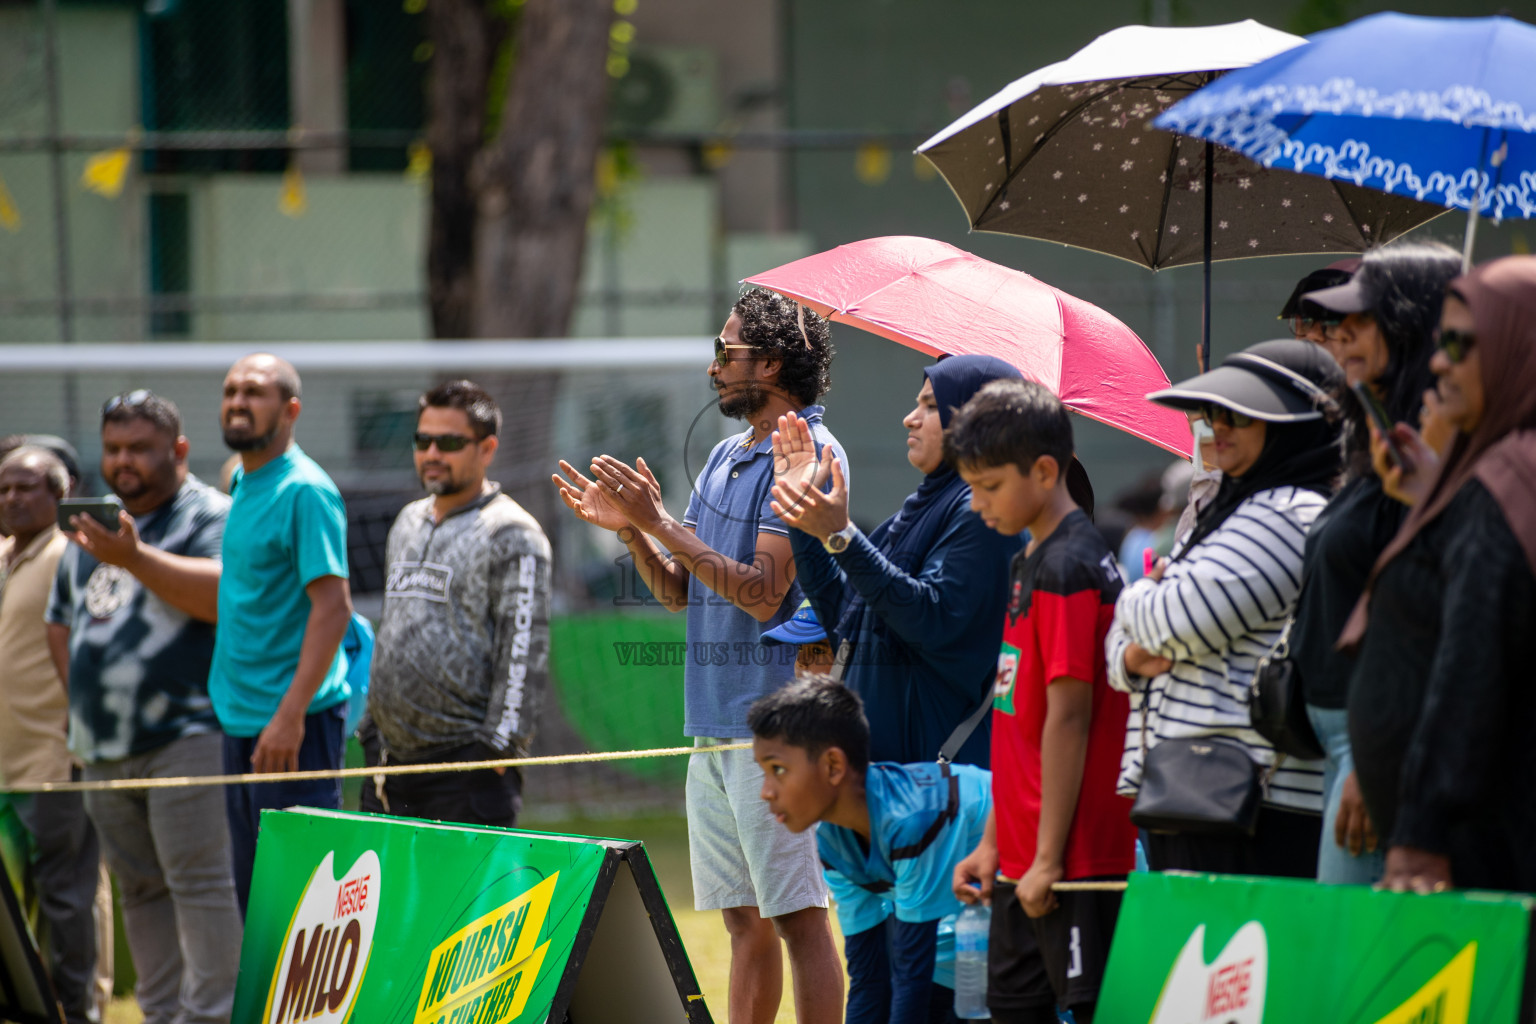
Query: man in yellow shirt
0 447 100 1024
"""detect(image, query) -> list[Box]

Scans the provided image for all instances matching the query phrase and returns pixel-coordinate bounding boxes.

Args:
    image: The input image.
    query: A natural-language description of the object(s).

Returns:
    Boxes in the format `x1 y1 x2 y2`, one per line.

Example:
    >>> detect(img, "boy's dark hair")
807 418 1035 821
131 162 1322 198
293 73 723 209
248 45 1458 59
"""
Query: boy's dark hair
943 378 1075 476
747 675 869 773
732 288 834 407
420 379 502 439
101 390 182 438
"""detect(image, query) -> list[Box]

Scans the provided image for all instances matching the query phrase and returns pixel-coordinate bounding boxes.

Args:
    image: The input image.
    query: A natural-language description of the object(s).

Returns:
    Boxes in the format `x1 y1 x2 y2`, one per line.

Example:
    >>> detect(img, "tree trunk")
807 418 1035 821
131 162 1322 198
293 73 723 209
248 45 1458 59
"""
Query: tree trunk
471 0 612 337
423 0 502 338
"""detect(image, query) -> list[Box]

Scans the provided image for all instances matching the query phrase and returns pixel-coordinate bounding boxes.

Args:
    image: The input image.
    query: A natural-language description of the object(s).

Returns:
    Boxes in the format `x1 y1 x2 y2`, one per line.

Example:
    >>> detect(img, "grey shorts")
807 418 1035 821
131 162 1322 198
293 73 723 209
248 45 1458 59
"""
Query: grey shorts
686 738 829 918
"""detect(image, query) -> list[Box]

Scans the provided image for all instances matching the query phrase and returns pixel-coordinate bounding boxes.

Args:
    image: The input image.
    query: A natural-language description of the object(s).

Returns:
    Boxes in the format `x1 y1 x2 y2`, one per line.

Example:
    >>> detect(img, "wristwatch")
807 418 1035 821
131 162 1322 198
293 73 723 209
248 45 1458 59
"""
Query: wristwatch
823 523 858 554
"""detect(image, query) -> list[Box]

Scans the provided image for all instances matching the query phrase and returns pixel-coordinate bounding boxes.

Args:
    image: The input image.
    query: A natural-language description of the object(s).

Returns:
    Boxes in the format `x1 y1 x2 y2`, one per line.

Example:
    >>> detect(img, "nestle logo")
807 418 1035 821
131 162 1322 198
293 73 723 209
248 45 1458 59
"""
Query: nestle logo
1205 956 1254 1018
334 874 369 919
385 562 453 602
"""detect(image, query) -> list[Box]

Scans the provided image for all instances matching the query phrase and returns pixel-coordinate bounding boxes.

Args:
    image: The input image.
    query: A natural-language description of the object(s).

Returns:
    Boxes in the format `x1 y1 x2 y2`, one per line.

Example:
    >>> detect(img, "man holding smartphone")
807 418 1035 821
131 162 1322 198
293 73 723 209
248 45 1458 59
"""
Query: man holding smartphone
47 391 242 1024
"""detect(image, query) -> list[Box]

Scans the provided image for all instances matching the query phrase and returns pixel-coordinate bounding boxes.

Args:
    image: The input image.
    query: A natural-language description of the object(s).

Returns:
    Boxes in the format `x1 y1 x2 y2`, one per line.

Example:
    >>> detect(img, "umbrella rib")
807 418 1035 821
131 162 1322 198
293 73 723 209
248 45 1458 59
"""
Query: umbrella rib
1149 137 1183 268
976 80 1124 223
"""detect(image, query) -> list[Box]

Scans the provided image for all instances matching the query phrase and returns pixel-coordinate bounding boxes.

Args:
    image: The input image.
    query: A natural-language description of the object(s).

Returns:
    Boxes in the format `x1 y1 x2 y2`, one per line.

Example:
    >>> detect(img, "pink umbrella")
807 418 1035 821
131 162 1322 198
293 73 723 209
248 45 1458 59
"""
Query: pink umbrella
744 235 1192 458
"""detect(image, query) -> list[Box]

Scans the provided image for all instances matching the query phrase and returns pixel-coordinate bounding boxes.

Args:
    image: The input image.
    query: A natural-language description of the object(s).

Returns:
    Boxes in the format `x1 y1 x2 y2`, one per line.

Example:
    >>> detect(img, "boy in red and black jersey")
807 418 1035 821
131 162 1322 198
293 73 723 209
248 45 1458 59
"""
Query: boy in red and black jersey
945 379 1135 1024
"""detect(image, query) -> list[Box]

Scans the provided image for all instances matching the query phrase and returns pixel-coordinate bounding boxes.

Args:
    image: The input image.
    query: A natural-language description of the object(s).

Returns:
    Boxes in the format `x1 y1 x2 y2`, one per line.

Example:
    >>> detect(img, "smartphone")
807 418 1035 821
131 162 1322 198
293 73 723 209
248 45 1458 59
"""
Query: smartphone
1352 381 1413 473
57 496 124 532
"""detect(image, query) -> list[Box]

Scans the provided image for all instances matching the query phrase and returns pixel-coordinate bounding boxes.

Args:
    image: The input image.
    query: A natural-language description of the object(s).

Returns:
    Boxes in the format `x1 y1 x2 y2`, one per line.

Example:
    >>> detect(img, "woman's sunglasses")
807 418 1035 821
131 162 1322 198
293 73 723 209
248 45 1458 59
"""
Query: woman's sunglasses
1197 403 1256 429
1434 327 1476 364
1289 313 1344 338
714 337 758 366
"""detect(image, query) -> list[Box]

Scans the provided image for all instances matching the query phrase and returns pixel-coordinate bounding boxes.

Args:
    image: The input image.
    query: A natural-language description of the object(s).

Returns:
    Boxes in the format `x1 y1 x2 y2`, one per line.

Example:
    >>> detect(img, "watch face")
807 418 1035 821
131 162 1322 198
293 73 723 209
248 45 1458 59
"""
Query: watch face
827 532 849 552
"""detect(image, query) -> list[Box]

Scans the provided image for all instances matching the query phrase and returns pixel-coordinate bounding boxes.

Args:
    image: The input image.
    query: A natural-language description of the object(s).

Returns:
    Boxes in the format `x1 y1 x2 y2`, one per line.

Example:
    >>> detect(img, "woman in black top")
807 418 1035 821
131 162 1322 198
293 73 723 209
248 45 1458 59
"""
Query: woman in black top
1342 255 1536 896
1288 242 1460 884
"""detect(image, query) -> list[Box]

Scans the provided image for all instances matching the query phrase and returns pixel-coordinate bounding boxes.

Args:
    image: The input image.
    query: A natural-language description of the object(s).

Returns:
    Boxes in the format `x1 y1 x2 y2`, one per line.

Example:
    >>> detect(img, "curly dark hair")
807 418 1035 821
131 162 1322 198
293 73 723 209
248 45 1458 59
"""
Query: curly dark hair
732 288 834 407
1335 241 1462 478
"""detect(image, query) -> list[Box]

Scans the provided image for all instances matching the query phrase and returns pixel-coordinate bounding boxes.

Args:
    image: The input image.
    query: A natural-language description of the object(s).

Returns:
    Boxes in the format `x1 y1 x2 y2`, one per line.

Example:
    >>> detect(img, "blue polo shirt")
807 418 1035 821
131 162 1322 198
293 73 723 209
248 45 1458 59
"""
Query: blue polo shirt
818 761 992 935
209 445 350 737
680 404 846 737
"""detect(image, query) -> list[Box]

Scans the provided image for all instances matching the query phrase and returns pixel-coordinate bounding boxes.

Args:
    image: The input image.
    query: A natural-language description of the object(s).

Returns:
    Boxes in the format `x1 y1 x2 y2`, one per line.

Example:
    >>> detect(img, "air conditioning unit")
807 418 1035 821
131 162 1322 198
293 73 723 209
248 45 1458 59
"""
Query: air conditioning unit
609 46 717 135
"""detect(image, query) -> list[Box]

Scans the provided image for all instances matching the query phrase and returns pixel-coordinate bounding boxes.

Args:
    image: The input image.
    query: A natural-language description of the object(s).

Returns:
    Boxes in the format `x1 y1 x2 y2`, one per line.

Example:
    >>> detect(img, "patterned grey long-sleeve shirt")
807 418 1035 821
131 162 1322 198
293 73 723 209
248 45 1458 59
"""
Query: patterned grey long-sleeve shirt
367 484 551 760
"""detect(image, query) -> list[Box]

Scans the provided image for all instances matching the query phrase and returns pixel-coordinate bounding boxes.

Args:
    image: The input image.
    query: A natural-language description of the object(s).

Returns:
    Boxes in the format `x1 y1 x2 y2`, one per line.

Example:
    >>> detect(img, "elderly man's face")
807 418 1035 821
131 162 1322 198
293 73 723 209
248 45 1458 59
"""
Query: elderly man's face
0 459 60 539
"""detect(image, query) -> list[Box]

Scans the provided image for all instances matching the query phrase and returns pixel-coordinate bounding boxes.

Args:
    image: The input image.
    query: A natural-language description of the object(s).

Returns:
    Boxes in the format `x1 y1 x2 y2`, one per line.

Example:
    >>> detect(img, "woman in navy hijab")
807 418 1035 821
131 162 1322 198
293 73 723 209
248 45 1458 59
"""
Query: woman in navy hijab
772 353 1027 1024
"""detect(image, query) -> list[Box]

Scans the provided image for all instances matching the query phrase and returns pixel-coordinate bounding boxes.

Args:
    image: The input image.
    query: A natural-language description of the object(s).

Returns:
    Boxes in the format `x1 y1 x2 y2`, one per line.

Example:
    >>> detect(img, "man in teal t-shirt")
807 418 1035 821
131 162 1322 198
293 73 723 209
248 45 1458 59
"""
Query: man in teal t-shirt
211 353 354 913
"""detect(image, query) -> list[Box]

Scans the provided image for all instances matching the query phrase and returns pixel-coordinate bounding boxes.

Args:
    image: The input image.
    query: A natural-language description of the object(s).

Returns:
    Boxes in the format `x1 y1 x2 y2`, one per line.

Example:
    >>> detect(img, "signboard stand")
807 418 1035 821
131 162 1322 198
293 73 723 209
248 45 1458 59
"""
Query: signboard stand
553 841 709 1023
233 808 713 1024
0 861 62 1024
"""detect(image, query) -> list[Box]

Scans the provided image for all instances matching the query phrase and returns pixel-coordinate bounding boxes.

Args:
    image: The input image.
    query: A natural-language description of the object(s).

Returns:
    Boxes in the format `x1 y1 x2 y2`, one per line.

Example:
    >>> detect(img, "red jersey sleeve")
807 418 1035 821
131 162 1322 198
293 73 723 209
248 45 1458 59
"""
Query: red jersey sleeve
1031 589 1103 686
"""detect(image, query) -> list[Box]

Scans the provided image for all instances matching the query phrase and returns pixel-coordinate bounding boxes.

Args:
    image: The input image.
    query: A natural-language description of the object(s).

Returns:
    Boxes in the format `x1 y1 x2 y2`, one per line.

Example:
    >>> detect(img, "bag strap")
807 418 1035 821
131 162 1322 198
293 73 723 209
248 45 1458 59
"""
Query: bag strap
828 638 853 682
938 684 994 764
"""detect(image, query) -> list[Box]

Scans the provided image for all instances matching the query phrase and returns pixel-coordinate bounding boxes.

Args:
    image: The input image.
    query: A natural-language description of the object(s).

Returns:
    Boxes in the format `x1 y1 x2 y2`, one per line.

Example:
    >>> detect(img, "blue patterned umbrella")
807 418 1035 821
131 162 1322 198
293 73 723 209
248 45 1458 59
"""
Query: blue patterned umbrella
1155 12 1536 265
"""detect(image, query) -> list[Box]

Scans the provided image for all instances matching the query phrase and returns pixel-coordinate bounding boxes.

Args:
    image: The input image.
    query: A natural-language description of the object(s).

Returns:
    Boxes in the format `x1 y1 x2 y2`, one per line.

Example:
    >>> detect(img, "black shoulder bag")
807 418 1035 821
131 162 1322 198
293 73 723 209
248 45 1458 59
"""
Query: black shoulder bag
1249 618 1326 761
1128 692 1265 836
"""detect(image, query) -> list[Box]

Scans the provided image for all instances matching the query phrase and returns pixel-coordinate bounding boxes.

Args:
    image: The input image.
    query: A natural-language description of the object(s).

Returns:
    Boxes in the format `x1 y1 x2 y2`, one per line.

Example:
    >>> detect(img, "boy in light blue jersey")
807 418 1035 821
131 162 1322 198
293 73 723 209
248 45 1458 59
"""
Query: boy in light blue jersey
751 676 990 1024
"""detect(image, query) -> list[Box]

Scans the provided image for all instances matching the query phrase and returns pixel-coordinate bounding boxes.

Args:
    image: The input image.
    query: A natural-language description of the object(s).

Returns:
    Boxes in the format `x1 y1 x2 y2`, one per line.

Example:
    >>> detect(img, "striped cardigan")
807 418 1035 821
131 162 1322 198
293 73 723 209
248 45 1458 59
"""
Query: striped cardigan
1106 485 1327 814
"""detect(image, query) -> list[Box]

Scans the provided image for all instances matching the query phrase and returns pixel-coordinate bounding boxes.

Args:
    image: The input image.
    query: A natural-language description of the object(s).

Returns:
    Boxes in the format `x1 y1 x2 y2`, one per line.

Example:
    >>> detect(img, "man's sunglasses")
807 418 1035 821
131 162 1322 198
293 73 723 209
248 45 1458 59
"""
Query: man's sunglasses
714 337 758 365
102 389 153 415
1197 403 1256 429
1434 327 1476 364
412 432 475 452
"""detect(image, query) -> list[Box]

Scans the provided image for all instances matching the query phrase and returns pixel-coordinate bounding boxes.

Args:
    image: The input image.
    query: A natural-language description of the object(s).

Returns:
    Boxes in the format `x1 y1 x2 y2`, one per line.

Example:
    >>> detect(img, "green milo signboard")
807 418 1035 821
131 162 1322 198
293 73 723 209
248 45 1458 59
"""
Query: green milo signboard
1100 872 1534 1023
232 808 710 1024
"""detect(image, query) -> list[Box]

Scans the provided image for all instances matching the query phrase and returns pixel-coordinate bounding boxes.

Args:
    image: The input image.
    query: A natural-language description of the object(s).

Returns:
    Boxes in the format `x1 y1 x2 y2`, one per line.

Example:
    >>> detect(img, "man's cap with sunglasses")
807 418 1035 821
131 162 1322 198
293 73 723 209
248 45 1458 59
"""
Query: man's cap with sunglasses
1278 259 1360 320
1301 257 1381 316
1147 339 1343 424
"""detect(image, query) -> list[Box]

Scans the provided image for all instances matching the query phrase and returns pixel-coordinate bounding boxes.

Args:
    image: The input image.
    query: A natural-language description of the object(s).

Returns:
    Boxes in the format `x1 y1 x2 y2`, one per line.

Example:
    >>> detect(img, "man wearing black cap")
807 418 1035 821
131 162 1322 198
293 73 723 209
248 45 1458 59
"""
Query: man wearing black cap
1278 260 1358 345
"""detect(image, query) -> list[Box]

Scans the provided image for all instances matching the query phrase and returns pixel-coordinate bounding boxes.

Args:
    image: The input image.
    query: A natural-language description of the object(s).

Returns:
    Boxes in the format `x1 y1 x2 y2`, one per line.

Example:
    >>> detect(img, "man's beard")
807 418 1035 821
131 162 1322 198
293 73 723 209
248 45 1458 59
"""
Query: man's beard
223 420 279 452
716 381 769 421
419 464 468 496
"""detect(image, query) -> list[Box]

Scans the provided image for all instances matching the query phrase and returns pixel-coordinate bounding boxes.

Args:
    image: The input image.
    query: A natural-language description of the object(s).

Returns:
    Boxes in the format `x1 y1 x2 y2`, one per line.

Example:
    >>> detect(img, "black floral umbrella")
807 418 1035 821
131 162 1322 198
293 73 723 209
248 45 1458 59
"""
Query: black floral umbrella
917 20 1446 368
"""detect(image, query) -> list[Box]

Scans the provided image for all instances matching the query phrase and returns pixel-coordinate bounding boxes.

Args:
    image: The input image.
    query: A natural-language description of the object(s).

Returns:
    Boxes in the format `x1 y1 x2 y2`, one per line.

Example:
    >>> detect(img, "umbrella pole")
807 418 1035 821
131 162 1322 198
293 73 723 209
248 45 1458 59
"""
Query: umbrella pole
1462 128 1489 272
1461 207 1480 273
1201 140 1214 373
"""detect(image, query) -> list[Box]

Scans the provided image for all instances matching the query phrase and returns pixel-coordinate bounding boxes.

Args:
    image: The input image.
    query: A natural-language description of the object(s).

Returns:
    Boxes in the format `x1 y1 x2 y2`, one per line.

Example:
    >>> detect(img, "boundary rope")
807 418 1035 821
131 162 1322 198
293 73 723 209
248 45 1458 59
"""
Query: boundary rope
2 742 753 794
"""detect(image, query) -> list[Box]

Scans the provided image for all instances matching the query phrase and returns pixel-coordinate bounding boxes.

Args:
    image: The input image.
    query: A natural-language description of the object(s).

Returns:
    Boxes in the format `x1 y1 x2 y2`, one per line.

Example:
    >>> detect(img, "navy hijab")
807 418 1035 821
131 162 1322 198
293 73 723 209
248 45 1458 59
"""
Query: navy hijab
872 354 1022 568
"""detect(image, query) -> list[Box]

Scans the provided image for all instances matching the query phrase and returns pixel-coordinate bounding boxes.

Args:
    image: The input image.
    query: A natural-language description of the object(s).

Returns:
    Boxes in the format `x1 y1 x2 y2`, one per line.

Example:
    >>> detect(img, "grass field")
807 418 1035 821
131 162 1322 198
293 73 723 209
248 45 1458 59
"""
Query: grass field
105 813 844 1024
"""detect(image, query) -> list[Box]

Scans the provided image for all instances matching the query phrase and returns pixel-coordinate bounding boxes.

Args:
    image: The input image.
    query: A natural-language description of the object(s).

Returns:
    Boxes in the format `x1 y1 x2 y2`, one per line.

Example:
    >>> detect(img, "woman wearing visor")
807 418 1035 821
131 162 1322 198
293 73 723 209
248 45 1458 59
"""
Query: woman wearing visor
1106 340 1343 877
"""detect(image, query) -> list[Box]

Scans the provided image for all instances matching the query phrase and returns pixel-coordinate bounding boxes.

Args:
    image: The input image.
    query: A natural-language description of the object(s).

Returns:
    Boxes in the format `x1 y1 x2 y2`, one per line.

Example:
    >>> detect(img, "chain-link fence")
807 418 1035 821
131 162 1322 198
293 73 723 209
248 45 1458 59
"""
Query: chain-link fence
0 0 919 349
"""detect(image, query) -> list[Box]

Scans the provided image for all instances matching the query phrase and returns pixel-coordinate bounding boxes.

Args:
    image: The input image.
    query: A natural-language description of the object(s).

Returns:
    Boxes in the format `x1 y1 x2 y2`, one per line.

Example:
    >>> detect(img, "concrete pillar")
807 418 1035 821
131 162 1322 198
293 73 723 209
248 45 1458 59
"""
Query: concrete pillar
288 0 347 174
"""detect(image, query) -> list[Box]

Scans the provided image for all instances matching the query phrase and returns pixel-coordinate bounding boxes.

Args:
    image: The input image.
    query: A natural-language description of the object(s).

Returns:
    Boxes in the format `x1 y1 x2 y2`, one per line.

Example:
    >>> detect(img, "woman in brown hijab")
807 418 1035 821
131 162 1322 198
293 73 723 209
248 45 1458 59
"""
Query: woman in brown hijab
1342 255 1536 897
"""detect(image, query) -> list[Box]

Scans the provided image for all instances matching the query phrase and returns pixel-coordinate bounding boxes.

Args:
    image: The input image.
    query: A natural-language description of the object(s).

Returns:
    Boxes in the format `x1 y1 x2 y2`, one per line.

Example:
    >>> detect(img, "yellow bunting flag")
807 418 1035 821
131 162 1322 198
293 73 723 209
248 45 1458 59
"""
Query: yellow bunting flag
279 163 306 218
81 147 131 198
856 143 892 185
0 172 19 232
405 140 431 181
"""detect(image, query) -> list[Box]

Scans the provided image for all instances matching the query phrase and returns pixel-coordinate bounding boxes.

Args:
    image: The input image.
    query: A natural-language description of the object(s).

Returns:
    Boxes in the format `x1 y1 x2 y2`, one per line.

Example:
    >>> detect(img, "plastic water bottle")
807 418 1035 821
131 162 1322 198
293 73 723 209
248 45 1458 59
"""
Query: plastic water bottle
953 903 991 1019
